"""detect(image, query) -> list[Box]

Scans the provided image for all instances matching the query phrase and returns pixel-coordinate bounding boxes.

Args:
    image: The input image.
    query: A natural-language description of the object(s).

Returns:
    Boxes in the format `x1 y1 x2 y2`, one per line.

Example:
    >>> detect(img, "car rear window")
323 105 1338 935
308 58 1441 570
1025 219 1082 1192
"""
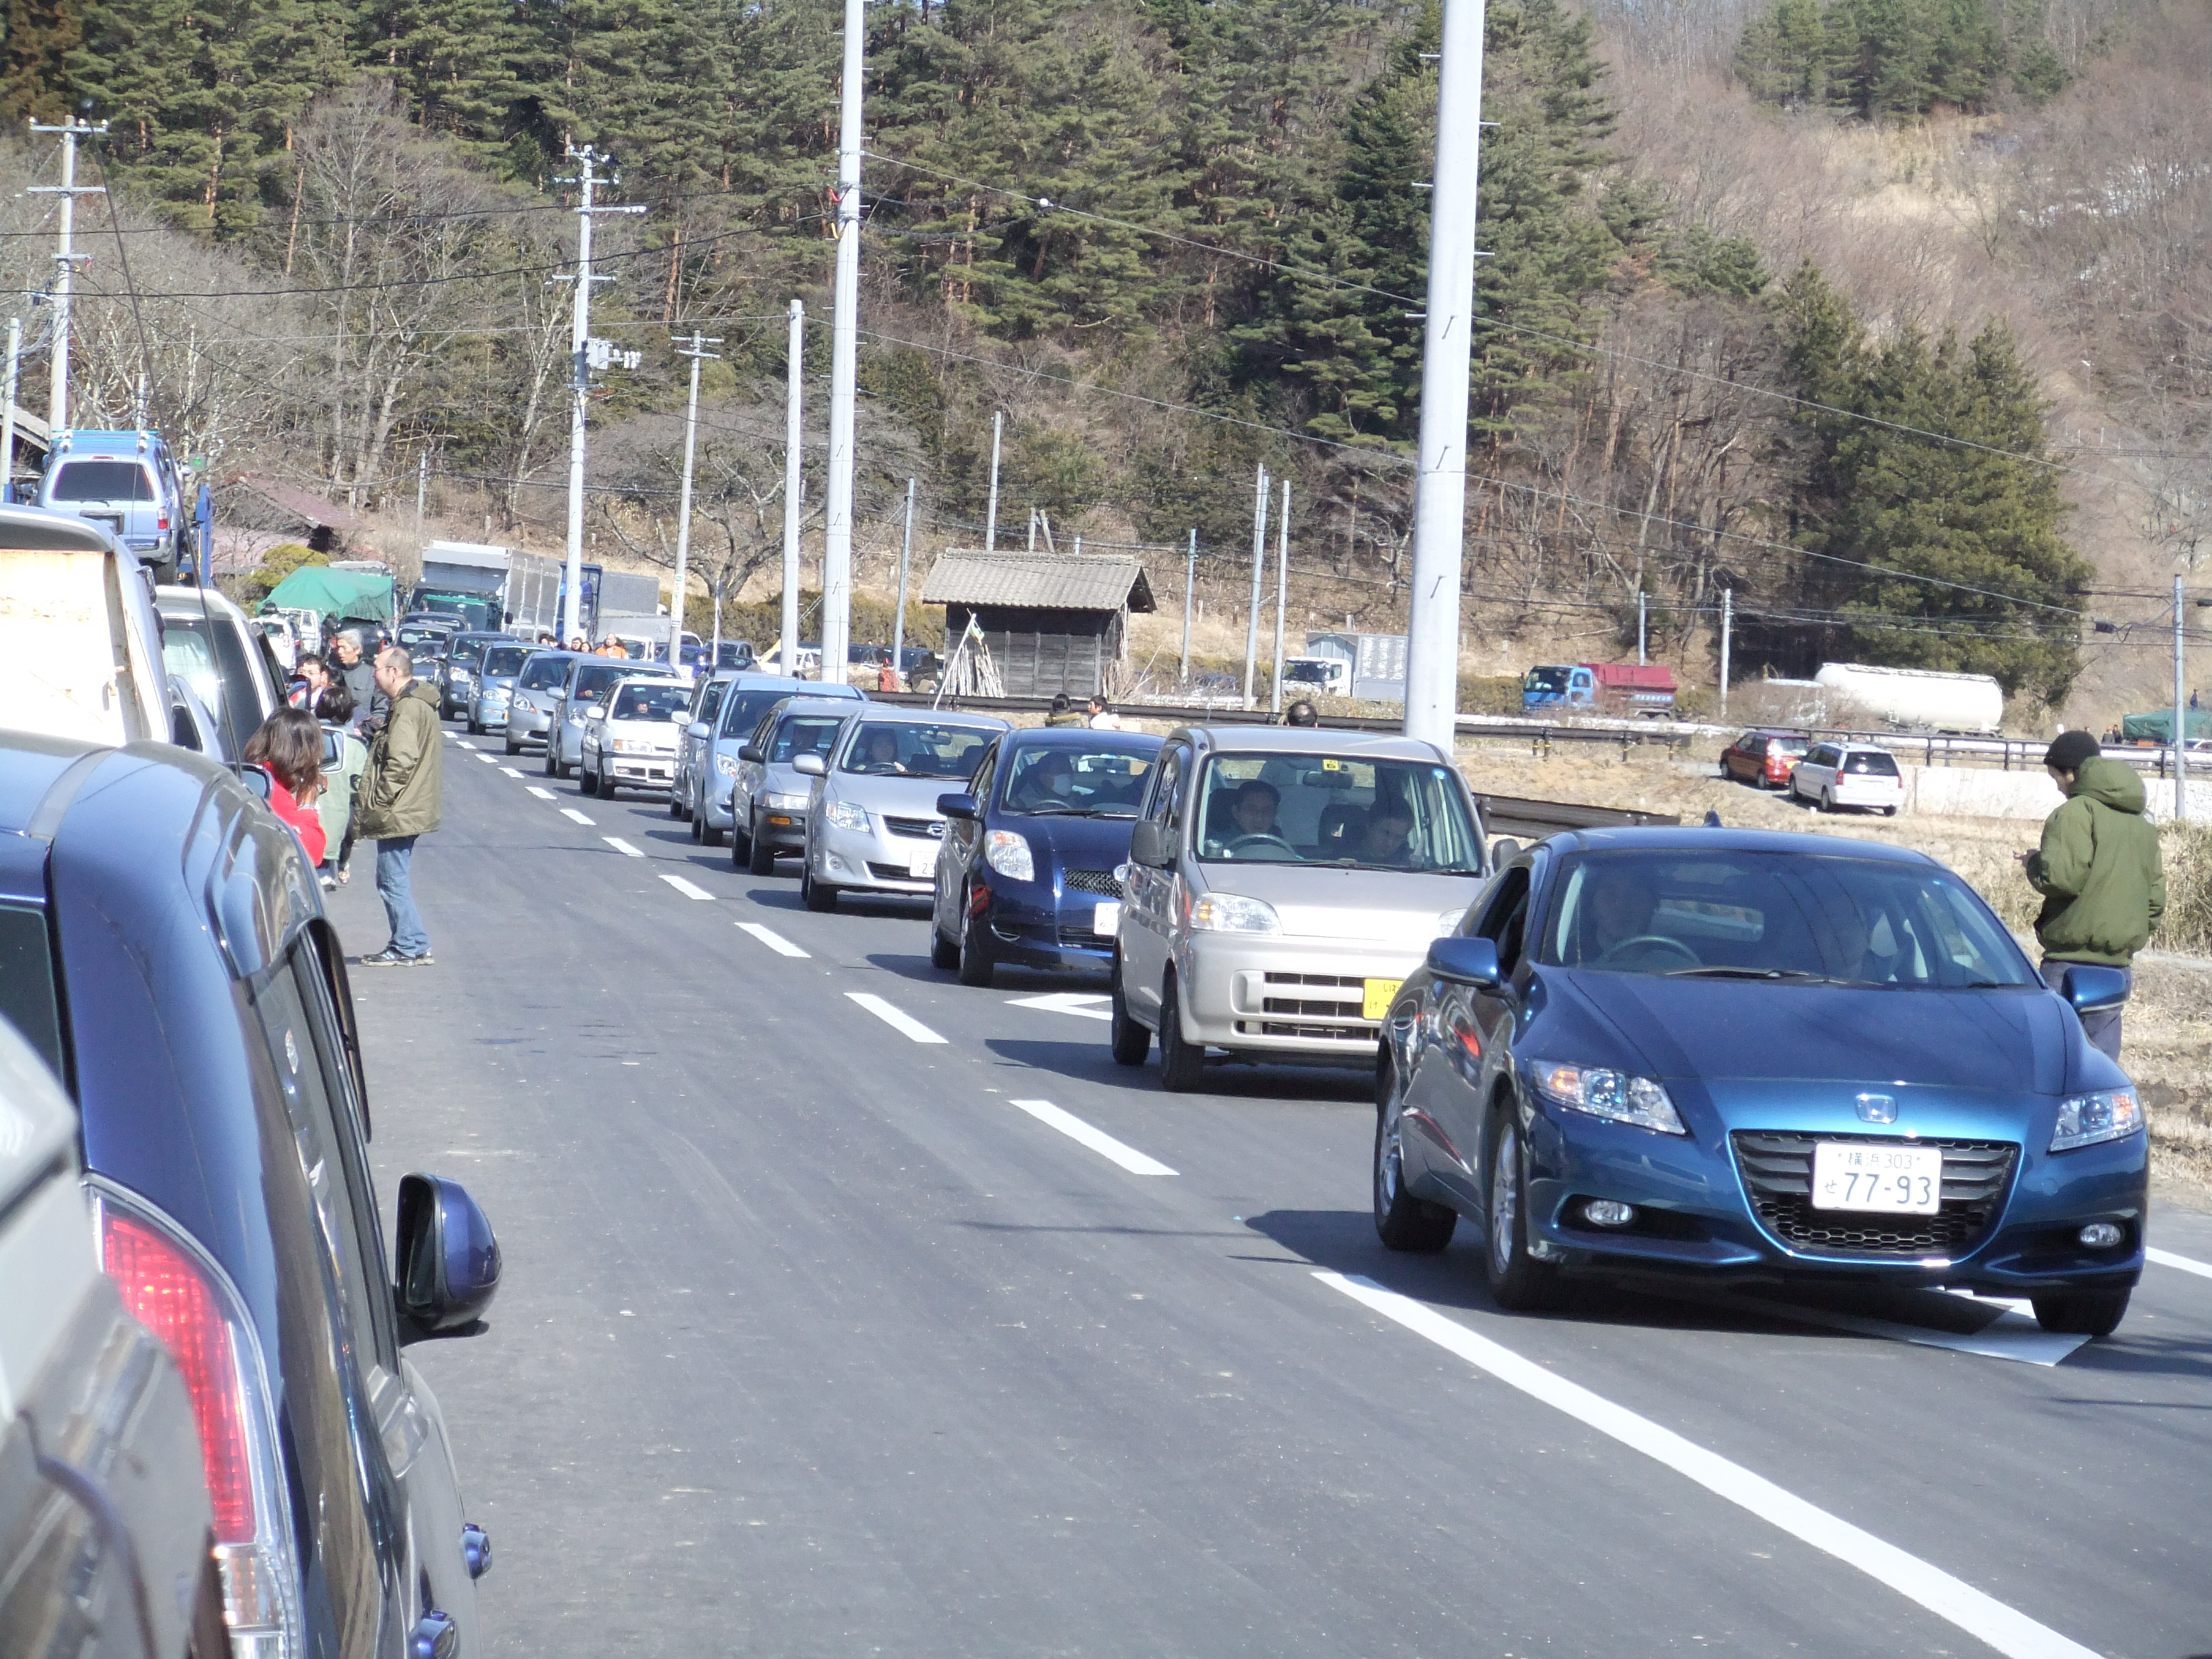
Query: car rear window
50 460 156 502
1768 737 1809 756
1845 751 1899 776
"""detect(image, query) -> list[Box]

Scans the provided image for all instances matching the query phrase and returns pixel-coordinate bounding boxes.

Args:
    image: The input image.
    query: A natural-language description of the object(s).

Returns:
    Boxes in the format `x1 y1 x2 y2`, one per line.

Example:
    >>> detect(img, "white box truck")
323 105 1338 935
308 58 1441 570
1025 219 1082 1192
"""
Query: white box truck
1300 632 1408 702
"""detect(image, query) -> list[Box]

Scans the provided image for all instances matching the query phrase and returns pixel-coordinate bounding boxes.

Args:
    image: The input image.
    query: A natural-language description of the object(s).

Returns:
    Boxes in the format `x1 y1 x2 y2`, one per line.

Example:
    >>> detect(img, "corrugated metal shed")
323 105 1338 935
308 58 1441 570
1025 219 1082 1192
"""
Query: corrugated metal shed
921 550 1155 614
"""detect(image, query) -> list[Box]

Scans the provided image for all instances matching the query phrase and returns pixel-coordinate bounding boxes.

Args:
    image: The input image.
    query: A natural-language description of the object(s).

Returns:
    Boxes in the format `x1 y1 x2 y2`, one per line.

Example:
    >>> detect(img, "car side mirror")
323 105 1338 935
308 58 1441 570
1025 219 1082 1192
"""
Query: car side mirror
1491 837 1522 863
586 705 606 720
2062 964 2130 1018
938 792 978 820
238 762 274 801
395 1173 500 1341
738 743 764 764
1129 820 1178 868
1426 936 1503 987
688 721 709 739
792 753 826 777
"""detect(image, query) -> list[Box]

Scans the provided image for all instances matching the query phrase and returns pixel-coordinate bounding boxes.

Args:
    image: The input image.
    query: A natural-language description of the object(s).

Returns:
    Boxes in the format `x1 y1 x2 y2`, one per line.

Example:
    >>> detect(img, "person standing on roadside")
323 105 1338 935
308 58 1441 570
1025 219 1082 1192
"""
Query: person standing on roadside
313 684 368 890
1045 693 1084 728
353 648 444 967
286 652 331 710
1086 695 1125 730
2017 731 2164 1061
331 631 385 731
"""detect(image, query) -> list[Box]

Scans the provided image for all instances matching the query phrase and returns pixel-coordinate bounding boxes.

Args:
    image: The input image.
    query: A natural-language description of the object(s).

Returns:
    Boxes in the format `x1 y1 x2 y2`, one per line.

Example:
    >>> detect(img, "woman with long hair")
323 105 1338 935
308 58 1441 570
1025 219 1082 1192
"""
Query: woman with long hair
243 706 329 865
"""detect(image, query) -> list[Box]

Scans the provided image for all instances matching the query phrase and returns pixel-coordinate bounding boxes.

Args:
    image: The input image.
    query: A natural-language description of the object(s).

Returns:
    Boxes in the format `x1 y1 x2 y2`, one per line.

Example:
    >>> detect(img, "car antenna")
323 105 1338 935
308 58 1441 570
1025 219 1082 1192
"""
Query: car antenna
1702 809 1722 827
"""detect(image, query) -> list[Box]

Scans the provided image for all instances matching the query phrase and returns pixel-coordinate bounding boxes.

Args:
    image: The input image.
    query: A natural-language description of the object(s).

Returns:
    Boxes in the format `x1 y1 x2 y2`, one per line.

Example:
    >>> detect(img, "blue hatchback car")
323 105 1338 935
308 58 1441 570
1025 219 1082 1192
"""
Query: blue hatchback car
1375 828 2146 1337
929 726 1165 983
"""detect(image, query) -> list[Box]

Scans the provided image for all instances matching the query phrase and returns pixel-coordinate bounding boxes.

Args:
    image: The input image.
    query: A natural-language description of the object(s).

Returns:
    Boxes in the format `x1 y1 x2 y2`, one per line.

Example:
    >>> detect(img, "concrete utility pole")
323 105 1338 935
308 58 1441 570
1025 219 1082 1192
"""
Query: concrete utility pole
2177 574 2189 820
672 331 723 669
555 145 644 644
1401 0 1488 750
415 452 428 538
29 119 107 434
781 300 804 676
1637 589 1647 666
1180 528 1196 686
2 319 20 502
893 478 916 682
1719 588 1734 720
985 411 1004 552
1243 465 1269 706
1271 480 1290 713
821 0 866 691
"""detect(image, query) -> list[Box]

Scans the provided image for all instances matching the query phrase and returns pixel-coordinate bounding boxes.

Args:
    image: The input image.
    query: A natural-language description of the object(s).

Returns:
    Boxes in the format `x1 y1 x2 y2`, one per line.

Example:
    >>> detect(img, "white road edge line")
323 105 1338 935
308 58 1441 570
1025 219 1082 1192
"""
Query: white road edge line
560 808 595 825
844 992 947 1044
604 837 644 858
735 922 809 958
1316 1274 2100 1659
528 786 556 800
2147 1245 2212 1281
1009 1099 1175 1176
659 873 714 901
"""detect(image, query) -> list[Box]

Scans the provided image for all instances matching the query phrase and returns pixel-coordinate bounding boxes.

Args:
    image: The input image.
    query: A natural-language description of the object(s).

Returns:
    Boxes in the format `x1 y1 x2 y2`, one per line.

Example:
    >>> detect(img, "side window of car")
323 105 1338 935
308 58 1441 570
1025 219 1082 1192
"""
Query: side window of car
1145 745 1187 829
970 744 998 809
1472 866 1533 974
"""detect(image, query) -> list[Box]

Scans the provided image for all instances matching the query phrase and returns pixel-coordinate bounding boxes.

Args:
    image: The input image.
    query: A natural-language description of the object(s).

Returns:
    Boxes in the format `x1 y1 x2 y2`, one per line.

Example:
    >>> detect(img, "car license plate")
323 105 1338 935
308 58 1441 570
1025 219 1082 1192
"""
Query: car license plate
1810 1142 1942 1213
1361 978 1402 1021
1093 901 1121 938
909 846 939 879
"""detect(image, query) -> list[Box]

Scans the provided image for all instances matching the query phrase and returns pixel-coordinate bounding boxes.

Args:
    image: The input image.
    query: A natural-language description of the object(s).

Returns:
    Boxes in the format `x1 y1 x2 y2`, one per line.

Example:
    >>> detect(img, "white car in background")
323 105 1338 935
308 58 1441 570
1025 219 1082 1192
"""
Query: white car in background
1789 740 1905 816
578 675 693 799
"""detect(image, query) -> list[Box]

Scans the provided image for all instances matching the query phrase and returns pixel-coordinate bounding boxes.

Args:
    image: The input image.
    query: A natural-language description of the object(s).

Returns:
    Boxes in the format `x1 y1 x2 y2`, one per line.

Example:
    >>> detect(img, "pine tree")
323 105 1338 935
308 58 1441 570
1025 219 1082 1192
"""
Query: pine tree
1 0 83 123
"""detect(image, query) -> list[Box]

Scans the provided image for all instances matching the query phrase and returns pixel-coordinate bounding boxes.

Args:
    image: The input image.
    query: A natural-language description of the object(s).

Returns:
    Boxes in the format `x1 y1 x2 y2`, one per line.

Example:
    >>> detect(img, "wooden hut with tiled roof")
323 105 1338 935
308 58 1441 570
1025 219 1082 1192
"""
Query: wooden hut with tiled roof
919 549 1155 698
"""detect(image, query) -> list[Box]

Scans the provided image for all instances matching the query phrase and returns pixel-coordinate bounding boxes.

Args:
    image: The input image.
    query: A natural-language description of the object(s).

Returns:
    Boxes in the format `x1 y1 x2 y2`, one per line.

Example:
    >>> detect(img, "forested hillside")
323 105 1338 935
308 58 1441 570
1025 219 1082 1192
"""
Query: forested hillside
0 0 2198 714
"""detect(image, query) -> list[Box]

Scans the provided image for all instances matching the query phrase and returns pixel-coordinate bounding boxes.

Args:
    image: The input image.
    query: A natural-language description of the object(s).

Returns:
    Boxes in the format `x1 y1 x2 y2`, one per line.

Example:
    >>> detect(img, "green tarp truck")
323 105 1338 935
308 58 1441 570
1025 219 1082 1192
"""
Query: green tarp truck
257 566 396 629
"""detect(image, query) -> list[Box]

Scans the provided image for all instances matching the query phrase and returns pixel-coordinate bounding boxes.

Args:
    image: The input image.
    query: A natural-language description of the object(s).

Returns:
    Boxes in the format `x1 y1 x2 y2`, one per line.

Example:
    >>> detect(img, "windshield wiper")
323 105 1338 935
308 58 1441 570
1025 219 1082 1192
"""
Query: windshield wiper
1021 805 1126 817
1663 967 1845 983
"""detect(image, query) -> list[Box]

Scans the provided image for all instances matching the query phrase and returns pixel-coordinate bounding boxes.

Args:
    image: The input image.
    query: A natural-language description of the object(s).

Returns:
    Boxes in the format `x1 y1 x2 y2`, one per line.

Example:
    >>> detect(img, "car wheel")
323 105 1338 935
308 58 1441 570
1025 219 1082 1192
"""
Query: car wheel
930 918 960 972
1374 1056 1455 1253
466 715 481 735
543 742 557 777
595 763 617 800
730 813 752 860
1819 789 1835 813
747 816 775 875
1109 954 1149 1065
689 807 704 843
1484 1109 1563 1311
668 787 687 819
957 892 995 987
803 866 837 912
701 811 724 847
2031 1288 2130 1337
504 732 520 755
1157 973 1205 1093
1717 759 1731 780
1884 805 1899 817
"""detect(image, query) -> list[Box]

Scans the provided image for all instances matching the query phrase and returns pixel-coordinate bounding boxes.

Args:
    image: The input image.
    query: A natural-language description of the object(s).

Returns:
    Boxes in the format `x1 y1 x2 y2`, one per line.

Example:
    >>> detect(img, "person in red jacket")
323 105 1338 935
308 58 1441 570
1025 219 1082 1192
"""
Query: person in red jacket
243 707 329 865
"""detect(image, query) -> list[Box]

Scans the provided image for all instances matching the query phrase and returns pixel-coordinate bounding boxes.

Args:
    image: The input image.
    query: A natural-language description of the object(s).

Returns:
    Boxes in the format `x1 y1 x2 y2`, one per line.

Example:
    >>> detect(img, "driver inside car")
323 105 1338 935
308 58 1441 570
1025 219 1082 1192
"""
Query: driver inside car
1013 752 1079 807
853 728 906 774
1209 778 1284 854
1578 867 1674 966
1355 804 1417 867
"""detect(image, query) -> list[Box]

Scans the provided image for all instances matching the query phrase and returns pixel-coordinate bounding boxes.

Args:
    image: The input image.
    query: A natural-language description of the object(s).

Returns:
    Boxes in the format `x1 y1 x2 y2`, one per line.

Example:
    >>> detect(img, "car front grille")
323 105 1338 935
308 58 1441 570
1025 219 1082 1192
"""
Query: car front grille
1235 1020 1376 1042
1265 971 1365 989
884 816 943 841
1056 925 1115 946
1730 1131 2017 1258
1262 995 1363 1019
1064 868 1120 896
866 861 927 883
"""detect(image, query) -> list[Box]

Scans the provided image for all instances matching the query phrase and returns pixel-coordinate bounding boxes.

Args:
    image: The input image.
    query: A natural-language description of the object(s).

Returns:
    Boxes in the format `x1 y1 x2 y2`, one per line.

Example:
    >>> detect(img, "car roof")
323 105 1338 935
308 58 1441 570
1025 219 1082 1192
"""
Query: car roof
155 585 248 622
1547 826 1934 864
727 672 862 697
778 696 867 718
1173 723 1449 764
847 708 1009 730
0 504 116 552
1744 727 1804 738
608 674 688 694
1004 726 1165 752
0 731 105 837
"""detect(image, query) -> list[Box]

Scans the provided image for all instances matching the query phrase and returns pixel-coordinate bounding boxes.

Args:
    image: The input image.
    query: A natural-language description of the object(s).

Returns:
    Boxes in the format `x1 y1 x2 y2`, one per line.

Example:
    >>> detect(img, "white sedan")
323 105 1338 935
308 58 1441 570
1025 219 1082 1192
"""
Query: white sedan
580 676 693 799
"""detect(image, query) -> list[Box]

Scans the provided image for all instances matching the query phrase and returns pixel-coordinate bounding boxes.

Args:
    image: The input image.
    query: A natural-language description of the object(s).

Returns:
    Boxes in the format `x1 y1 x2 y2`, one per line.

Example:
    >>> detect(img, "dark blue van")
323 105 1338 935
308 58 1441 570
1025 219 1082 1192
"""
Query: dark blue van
0 732 501 1659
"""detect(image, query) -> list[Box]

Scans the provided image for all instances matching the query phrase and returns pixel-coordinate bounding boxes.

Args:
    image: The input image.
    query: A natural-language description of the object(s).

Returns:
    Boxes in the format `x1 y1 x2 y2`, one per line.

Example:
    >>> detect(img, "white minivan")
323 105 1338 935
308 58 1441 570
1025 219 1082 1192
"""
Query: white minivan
1789 741 1904 815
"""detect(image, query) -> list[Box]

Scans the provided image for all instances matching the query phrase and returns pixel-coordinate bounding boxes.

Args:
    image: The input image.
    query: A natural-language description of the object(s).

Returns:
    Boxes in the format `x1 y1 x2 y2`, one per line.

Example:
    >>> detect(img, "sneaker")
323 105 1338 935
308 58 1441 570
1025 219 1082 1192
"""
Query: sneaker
358 947 414 967
320 874 337 891
405 953 435 967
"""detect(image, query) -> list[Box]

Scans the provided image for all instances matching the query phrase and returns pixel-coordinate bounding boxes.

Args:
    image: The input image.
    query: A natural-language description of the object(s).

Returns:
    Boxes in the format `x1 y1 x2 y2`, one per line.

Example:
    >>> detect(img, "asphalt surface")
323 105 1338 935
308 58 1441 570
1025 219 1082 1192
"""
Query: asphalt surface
333 728 2212 1659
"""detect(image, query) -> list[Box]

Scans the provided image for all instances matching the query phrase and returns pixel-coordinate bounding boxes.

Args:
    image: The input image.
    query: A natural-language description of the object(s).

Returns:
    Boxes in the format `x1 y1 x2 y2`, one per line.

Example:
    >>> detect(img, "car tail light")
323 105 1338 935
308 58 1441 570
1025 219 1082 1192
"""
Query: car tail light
158 515 170 530
96 1191 301 1659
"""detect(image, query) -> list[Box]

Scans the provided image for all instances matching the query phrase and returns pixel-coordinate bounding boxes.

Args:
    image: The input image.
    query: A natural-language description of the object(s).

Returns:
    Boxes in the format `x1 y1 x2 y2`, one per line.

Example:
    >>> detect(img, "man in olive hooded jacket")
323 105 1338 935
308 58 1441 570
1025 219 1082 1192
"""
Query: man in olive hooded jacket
354 647 444 966
2020 730 2163 1060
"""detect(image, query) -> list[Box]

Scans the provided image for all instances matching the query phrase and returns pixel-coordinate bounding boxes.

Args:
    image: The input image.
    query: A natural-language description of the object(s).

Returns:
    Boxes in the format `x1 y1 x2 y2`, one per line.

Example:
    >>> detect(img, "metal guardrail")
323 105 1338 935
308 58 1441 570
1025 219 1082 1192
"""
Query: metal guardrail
1469 791 1681 839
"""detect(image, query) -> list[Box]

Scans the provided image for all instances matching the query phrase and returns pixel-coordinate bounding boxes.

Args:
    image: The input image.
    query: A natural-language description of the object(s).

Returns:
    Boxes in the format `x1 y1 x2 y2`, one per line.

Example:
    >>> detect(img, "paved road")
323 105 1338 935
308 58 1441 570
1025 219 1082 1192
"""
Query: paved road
334 731 2212 1659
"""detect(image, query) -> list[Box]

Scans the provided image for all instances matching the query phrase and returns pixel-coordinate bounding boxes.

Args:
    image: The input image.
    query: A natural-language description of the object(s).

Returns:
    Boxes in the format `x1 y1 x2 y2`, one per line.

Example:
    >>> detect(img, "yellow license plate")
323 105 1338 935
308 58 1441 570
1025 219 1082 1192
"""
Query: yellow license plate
1362 978 1402 1020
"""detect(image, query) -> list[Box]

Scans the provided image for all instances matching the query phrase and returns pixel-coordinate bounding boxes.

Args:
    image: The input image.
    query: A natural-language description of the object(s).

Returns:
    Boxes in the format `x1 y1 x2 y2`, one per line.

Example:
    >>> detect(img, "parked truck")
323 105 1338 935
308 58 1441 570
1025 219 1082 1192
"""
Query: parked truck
410 540 569 636
1522 661 1678 716
1299 632 1408 702
1812 661 2003 736
593 568 665 642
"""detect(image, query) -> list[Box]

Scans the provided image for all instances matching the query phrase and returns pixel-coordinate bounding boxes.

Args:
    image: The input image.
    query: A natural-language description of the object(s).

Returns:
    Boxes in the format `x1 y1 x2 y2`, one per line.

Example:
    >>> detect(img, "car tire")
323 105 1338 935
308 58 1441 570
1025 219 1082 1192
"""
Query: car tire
957 893 995 987
689 807 704 843
1157 973 1205 1093
1374 1057 1455 1253
1819 789 1835 813
1717 759 1731 780
1884 805 1899 817
594 764 617 800
930 921 959 972
504 732 520 755
803 866 837 912
544 743 557 777
668 788 687 819
466 714 481 735
747 816 775 875
1109 956 1149 1065
1484 1108 1564 1312
2031 1288 2130 1337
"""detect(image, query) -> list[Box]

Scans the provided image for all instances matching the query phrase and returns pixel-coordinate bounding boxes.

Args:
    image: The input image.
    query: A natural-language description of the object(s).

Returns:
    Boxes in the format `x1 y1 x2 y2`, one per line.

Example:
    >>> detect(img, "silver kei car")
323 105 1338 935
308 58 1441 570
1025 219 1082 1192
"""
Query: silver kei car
1111 726 1492 1091
465 640 535 735
727 695 867 867
798 709 1009 912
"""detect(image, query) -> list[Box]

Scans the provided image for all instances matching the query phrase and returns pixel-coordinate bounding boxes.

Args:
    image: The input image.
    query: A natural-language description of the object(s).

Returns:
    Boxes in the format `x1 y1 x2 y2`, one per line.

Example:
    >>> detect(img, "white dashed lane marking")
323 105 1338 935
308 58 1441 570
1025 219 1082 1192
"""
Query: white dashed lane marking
604 837 644 858
1008 1099 1175 1176
2148 1246 2212 1281
735 922 809 957
528 786 556 800
844 993 946 1044
659 874 713 901
560 808 595 825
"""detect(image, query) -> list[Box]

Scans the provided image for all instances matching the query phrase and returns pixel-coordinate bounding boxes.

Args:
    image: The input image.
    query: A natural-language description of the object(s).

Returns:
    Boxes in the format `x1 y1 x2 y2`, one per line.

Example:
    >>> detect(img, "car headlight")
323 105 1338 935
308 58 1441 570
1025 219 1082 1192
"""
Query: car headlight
825 799 869 832
1188 893 1280 933
715 753 740 776
985 830 1034 881
1528 1062 1687 1135
2050 1086 2142 1152
766 791 811 812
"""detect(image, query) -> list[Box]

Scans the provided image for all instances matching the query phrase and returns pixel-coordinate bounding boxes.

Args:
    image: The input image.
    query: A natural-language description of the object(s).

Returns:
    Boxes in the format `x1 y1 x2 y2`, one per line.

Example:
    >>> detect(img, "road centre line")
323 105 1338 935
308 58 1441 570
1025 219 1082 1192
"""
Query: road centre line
2148 1246 2212 1281
659 873 714 901
1009 1098 1175 1176
735 921 810 957
1317 1274 2100 1659
528 786 556 800
475 752 498 764
845 992 947 1044
604 837 644 858
559 808 594 825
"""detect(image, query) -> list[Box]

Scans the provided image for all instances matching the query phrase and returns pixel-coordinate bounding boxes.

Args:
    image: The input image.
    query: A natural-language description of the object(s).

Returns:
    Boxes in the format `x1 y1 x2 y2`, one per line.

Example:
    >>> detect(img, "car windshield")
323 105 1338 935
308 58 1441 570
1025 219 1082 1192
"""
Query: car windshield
450 637 493 665
612 684 690 721
482 646 529 675
519 655 571 690
1845 750 1899 776
1000 744 1154 816
721 688 790 739
399 627 448 650
1284 661 1333 684
1192 753 1484 872
571 664 626 701
839 721 994 780
50 460 155 501
1537 850 2035 987
1523 666 1570 694
770 713 848 763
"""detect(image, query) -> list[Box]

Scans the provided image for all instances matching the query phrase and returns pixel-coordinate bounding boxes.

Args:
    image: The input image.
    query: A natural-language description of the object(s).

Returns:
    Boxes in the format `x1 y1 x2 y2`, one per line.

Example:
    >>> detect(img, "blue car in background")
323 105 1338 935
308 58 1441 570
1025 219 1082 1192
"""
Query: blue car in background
1374 828 2146 1338
930 726 1165 985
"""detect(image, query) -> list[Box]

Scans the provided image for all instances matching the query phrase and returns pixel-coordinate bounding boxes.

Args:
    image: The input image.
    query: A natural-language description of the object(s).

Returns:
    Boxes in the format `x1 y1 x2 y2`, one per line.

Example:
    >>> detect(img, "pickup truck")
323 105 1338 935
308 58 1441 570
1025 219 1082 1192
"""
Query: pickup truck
1522 661 1677 716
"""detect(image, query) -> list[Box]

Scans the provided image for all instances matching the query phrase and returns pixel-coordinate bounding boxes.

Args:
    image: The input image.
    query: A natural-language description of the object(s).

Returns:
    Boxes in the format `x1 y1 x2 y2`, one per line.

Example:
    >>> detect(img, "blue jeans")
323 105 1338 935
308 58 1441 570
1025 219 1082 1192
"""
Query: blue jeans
376 836 430 958
2042 959 2128 1061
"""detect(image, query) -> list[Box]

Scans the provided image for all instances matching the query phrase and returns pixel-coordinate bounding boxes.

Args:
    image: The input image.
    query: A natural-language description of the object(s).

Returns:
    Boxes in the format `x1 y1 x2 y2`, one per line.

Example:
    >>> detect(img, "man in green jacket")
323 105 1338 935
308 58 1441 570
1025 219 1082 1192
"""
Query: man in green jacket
353 648 444 966
2019 731 2164 1060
